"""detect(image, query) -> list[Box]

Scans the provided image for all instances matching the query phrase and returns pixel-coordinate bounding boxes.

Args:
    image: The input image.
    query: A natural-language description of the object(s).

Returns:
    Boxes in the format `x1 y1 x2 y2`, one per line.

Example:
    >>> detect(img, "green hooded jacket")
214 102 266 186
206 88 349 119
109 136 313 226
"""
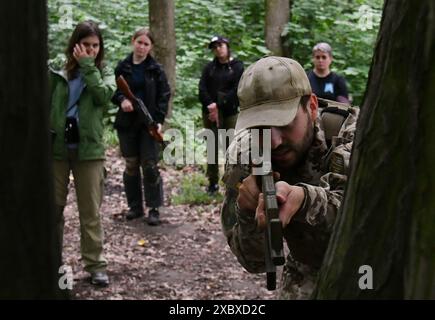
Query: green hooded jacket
49 57 115 160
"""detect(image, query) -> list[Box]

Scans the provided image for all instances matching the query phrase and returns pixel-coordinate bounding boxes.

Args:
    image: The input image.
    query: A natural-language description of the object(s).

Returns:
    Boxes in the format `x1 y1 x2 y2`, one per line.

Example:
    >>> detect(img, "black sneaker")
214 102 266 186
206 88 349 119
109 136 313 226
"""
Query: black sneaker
147 208 160 226
207 184 219 195
126 210 144 220
90 271 109 287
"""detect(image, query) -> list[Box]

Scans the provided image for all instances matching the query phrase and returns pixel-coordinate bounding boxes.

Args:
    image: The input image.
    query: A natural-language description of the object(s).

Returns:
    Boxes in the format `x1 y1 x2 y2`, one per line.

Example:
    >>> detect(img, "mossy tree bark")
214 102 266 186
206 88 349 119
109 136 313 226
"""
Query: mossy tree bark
265 0 290 56
314 0 435 299
149 0 176 118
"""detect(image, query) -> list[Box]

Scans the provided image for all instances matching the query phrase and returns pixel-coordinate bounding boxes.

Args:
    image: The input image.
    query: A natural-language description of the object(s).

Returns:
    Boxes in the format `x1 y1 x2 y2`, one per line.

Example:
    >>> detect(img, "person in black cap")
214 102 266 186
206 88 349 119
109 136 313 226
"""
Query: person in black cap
198 35 244 195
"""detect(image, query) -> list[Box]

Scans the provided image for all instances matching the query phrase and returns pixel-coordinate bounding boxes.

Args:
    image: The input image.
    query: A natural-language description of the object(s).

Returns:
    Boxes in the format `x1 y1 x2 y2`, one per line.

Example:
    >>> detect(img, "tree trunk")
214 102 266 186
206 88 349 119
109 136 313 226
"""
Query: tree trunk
0 1 65 299
314 0 435 299
265 0 290 56
149 0 176 119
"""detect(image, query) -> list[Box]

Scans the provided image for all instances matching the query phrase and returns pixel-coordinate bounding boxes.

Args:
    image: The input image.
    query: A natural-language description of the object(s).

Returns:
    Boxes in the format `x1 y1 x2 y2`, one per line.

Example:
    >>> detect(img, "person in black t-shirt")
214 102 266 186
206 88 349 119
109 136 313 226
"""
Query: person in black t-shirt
307 42 350 103
199 35 244 195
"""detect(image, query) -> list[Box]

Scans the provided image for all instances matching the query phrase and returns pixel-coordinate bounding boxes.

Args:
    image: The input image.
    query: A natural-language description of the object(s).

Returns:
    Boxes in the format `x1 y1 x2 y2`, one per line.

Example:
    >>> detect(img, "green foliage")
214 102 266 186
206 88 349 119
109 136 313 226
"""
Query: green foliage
103 126 119 147
286 0 383 105
47 0 147 70
47 0 382 132
48 0 148 128
172 172 223 205
174 0 269 120
47 0 269 131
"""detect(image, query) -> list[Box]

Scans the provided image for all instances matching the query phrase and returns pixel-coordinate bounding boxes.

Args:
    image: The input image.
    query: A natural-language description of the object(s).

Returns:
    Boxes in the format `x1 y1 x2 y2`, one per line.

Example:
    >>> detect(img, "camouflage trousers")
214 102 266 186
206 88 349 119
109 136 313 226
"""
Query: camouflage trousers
279 256 318 300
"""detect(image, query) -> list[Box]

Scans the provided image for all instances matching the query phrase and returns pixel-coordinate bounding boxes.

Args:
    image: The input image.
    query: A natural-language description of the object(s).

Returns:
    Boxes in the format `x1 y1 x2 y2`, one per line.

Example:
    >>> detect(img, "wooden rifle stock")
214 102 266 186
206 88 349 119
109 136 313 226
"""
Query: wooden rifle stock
116 75 136 102
116 75 165 144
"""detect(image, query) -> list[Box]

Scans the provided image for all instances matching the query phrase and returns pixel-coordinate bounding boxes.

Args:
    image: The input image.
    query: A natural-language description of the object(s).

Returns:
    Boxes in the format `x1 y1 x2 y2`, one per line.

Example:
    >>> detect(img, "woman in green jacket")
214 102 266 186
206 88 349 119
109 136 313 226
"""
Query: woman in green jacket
49 20 115 287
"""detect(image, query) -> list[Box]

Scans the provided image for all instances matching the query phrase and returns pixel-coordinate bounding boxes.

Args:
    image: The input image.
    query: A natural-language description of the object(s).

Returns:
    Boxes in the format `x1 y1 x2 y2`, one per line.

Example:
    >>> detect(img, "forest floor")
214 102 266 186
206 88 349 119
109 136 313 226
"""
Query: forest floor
62 148 278 300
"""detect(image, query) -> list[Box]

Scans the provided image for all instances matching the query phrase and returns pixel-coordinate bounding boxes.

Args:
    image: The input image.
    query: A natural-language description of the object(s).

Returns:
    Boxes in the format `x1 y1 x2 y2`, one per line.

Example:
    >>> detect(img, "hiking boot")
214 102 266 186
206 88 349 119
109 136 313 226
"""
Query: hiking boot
90 271 109 287
147 208 160 226
125 210 144 220
207 183 219 195
123 172 144 220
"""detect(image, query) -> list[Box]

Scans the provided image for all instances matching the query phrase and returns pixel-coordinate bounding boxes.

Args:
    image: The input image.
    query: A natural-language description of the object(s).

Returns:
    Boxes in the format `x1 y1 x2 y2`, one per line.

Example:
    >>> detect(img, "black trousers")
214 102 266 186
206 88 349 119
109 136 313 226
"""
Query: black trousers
117 126 163 208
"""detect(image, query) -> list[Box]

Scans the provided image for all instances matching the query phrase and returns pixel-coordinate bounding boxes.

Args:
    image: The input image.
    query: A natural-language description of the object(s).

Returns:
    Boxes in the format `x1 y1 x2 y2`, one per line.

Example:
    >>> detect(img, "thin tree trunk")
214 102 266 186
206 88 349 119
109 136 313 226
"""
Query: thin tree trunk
314 0 435 299
265 0 290 56
149 0 176 119
0 1 64 299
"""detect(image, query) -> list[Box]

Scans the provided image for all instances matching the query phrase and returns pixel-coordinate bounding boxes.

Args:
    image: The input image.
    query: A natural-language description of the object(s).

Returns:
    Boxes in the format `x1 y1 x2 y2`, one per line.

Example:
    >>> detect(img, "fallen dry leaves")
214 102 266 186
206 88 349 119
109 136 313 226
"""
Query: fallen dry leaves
62 148 278 300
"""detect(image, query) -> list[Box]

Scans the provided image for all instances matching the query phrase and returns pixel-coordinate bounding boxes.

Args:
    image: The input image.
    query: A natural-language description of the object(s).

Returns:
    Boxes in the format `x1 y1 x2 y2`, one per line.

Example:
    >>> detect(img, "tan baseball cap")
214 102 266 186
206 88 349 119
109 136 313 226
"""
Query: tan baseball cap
235 56 312 131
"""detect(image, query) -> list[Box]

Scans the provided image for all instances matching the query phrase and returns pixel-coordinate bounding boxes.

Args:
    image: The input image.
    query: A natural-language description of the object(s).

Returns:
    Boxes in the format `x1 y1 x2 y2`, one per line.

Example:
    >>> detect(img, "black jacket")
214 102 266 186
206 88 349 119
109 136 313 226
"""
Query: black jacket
112 54 171 129
198 57 244 117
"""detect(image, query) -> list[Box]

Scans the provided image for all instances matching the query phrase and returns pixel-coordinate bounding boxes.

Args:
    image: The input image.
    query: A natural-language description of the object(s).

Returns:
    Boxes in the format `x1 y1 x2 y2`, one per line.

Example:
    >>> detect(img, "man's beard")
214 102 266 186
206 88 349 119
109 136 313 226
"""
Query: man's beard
272 117 314 171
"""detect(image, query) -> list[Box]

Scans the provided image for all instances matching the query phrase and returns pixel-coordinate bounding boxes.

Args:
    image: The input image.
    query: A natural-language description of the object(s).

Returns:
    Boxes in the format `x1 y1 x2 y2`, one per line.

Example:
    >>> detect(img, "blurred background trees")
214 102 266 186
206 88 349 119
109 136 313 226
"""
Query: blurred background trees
47 0 383 138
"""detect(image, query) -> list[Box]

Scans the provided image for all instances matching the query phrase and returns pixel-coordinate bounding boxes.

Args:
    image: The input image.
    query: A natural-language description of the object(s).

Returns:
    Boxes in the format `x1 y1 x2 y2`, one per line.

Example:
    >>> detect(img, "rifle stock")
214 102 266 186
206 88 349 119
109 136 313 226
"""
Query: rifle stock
116 75 136 102
116 75 165 144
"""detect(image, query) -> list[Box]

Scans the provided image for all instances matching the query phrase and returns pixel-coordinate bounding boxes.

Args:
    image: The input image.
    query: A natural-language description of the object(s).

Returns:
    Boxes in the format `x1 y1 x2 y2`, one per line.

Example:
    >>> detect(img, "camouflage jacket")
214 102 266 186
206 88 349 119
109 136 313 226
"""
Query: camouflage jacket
221 106 359 298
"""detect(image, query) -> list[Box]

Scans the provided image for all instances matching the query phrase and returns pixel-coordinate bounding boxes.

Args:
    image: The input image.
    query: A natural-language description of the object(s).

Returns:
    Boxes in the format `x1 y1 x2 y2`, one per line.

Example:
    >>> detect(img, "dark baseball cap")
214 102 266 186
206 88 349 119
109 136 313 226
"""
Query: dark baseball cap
208 35 229 49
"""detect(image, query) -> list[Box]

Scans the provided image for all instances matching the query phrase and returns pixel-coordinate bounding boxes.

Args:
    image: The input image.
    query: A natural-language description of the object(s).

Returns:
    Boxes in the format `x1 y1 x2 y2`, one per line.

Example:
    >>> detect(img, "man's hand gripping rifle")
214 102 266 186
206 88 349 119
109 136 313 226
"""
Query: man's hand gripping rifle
225 129 285 290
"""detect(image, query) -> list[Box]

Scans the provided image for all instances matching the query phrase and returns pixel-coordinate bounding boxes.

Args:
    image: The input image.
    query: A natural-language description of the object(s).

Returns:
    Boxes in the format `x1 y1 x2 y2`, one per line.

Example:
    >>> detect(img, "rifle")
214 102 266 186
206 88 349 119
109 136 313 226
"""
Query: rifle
225 129 285 290
258 170 285 290
116 75 165 144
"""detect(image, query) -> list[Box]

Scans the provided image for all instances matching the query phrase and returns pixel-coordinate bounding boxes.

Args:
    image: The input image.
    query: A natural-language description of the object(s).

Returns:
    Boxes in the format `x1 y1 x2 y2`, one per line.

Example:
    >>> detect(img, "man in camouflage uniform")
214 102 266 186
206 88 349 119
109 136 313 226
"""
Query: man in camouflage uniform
221 56 359 299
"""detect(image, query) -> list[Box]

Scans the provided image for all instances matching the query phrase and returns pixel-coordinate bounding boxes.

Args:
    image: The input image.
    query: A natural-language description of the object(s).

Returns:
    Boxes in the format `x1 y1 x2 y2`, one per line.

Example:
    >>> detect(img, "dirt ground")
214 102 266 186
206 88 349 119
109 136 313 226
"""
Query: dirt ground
62 148 278 300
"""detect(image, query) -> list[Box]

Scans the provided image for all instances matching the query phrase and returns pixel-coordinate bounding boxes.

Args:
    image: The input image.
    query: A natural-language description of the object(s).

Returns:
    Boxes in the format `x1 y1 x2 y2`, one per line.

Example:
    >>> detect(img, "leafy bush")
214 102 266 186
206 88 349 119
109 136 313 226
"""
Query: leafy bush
172 172 223 205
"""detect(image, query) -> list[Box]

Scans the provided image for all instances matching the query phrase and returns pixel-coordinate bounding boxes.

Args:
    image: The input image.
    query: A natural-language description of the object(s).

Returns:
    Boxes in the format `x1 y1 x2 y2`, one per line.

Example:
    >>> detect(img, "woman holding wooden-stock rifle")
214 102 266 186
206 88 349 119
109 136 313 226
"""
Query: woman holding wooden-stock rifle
111 28 170 226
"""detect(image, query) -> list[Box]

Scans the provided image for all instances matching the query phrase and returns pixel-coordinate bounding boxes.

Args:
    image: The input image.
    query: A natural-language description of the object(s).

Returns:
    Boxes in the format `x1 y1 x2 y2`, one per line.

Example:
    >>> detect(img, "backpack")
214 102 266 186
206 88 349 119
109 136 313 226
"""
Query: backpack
318 98 352 147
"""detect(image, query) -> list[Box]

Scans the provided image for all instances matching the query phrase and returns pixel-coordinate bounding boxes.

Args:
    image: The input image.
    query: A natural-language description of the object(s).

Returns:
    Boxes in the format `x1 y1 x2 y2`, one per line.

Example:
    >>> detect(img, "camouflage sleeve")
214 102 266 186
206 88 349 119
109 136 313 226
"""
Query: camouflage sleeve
220 130 268 273
221 186 266 273
292 107 358 230
294 172 347 230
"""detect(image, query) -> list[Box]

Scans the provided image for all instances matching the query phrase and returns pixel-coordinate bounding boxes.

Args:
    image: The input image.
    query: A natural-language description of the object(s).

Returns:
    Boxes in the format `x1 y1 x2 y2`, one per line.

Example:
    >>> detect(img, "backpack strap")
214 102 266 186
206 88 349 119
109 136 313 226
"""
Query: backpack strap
318 98 351 147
